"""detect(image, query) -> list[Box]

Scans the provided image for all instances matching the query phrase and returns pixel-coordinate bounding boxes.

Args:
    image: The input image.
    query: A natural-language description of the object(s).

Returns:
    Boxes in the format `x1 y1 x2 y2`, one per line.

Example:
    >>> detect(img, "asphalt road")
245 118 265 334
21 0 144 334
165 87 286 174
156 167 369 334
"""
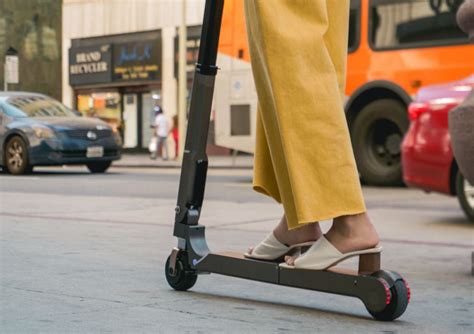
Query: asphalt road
1 166 473 333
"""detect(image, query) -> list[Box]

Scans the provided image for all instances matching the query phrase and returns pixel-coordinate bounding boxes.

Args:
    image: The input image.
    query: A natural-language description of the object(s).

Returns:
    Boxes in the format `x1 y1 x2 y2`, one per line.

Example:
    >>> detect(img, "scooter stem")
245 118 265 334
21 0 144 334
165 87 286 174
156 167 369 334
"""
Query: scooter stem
174 0 224 237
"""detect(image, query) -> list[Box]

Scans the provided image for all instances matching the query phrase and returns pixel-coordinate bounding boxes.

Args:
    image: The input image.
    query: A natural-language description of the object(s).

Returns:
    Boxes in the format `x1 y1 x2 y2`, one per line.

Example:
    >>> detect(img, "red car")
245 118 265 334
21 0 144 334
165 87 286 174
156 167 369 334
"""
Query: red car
402 75 474 222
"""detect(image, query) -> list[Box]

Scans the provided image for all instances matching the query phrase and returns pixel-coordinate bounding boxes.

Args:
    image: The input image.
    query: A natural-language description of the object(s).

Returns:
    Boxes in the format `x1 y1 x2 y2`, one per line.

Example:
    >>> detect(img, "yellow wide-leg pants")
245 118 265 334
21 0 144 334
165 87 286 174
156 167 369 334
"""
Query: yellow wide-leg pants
244 0 366 229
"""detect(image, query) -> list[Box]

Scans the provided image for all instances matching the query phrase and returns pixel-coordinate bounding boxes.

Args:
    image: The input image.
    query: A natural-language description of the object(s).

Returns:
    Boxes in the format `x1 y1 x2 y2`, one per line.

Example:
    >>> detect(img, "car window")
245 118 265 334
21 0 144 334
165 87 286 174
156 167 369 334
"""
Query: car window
2 102 27 118
370 0 468 50
348 0 361 53
3 95 77 118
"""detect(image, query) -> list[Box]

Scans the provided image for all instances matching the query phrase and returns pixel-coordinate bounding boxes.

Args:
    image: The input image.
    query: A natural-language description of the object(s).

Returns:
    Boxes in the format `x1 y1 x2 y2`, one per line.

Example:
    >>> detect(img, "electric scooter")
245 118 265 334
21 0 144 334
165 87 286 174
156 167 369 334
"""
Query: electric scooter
165 0 410 321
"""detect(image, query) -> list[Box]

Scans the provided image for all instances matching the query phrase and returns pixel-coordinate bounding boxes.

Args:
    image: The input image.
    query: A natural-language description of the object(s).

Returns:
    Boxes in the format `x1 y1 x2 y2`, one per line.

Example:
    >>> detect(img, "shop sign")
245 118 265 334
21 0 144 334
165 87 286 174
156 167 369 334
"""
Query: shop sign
113 40 161 82
5 55 19 84
69 44 112 86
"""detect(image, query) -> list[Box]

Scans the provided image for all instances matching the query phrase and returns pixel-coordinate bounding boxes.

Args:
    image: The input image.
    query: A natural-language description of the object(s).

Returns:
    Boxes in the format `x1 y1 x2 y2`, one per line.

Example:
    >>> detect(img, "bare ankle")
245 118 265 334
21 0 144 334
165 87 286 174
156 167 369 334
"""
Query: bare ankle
334 212 371 227
327 212 380 252
273 215 322 246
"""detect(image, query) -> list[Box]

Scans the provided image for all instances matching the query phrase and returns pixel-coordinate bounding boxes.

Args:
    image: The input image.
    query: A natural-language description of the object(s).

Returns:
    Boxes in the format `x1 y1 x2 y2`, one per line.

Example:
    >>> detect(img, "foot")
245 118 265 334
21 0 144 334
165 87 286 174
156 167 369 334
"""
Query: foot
247 215 322 256
326 212 380 253
284 212 379 266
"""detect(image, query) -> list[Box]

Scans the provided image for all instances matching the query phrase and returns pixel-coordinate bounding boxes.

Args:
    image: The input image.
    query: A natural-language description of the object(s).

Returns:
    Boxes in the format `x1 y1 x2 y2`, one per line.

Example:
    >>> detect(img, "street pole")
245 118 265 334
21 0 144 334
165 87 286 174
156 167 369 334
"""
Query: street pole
3 63 7 91
178 0 187 161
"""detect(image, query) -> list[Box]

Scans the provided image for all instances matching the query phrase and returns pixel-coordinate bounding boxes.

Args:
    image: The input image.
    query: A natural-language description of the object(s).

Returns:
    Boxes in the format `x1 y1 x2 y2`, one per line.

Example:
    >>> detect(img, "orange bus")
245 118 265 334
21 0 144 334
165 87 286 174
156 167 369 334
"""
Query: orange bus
213 0 474 185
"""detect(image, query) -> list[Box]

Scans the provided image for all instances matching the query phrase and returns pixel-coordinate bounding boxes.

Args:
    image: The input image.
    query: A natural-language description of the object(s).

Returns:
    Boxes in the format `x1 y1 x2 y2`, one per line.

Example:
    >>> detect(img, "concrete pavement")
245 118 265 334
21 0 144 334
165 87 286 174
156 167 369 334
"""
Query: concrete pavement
114 153 253 169
1 166 473 333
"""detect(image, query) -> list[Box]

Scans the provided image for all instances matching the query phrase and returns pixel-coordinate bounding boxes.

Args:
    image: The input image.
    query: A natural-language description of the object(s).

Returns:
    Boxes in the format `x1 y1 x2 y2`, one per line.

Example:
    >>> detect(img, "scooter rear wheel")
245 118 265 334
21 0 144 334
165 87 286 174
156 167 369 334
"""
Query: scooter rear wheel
366 271 410 321
165 254 197 291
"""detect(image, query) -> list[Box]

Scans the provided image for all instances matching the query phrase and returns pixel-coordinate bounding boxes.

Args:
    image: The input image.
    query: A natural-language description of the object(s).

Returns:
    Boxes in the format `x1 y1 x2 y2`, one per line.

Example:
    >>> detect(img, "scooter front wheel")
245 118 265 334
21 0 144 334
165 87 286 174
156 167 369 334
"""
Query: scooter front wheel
165 254 198 291
366 271 410 321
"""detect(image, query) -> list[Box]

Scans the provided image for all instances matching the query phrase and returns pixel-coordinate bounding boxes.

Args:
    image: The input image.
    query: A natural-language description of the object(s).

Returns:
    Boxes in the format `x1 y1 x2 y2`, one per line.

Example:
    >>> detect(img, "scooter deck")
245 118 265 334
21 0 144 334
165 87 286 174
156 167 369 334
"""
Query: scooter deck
196 252 388 312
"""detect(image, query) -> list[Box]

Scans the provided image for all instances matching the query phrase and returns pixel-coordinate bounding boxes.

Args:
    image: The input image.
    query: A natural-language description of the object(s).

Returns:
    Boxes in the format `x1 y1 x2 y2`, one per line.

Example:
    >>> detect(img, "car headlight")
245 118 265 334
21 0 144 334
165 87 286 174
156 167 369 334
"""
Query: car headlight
32 125 56 139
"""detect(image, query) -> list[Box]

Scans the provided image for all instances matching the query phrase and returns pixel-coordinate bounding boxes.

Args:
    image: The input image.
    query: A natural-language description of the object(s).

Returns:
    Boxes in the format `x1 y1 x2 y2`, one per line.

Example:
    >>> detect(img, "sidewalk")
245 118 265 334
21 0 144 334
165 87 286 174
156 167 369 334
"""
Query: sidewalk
113 153 254 169
3 171 473 333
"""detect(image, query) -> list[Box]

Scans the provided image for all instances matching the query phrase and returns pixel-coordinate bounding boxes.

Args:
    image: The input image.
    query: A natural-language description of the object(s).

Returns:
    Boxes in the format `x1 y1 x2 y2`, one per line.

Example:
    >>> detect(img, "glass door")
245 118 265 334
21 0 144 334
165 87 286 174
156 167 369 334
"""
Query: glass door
123 94 138 148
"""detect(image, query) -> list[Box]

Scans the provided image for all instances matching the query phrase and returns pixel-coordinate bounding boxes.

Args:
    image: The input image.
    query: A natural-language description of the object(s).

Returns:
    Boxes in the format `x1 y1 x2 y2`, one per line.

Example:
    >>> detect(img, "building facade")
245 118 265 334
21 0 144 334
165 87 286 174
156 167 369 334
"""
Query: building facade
62 0 210 152
1 0 62 99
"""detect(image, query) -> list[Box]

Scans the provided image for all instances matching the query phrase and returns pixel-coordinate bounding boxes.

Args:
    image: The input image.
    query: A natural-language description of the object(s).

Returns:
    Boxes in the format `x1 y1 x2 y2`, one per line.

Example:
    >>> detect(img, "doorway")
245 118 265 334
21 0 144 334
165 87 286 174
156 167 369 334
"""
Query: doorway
123 94 138 148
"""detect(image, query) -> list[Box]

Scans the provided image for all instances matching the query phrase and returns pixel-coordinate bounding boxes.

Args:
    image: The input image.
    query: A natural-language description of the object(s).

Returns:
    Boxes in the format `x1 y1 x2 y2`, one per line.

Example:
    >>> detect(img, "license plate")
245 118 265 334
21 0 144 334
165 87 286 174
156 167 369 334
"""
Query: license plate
86 146 104 158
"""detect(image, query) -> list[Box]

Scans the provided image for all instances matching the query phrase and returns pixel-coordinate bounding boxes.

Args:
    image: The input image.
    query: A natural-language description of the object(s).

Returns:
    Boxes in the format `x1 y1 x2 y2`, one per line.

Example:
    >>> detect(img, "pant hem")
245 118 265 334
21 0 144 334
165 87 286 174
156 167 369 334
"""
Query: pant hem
252 182 282 204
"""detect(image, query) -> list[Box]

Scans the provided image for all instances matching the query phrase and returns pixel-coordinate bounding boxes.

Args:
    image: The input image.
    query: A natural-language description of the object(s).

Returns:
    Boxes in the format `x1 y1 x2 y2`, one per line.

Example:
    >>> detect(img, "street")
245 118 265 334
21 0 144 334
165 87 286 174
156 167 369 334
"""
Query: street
1 166 473 333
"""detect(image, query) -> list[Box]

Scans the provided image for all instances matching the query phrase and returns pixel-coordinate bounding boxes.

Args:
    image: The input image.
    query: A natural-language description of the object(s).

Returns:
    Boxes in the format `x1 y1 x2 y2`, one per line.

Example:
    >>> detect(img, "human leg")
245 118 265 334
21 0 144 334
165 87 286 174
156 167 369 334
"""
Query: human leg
246 102 321 259
161 136 169 160
281 0 380 268
245 0 366 228
173 132 178 159
314 0 379 255
245 0 379 263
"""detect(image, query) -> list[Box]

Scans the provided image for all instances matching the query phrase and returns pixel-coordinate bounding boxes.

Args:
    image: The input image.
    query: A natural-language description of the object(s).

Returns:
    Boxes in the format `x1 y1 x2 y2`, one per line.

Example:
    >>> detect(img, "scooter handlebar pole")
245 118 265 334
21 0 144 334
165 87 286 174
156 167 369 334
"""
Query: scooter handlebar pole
174 0 225 228
198 0 223 69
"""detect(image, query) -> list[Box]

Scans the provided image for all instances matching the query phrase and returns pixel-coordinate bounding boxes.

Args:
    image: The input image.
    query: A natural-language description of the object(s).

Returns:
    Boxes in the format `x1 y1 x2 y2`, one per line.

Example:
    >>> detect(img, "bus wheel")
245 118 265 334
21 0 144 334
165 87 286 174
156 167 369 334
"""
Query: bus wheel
351 99 409 186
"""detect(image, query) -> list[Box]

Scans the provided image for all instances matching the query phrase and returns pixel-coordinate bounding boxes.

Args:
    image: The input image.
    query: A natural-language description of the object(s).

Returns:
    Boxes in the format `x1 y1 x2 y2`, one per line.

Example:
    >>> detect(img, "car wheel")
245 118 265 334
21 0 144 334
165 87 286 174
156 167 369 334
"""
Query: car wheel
351 99 409 186
456 171 474 222
86 161 112 173
5 136 32 175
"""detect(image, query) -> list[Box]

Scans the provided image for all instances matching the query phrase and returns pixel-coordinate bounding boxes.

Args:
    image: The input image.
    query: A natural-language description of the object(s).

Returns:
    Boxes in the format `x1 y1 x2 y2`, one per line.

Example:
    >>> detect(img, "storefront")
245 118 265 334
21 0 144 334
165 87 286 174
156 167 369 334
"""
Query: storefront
69 30 163 151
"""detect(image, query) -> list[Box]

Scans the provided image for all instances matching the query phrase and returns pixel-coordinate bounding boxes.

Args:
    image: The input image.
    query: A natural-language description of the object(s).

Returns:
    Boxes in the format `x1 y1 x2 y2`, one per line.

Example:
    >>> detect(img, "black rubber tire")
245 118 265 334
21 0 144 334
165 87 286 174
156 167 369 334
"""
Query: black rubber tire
351 99 409 186
165 254 197 291
367 274 409 321
4 136 32 175
86 161 112 173
455 171 474 222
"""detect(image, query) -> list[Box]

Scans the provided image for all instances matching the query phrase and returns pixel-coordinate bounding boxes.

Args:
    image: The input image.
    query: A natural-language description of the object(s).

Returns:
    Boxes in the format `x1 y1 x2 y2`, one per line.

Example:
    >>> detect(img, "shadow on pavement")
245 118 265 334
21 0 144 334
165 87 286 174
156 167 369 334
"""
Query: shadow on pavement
183 290 413 326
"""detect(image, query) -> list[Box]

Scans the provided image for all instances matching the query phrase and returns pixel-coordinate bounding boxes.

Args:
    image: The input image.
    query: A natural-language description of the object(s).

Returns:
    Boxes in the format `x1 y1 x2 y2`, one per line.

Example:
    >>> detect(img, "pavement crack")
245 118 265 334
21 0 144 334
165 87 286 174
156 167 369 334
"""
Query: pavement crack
1 284 134 306
2 284 255 325
139 303 255 324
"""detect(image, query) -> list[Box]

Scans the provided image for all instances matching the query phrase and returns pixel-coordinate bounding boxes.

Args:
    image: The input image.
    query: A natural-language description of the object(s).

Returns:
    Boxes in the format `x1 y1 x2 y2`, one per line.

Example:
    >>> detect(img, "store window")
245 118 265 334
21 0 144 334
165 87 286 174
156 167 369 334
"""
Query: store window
370 0 468 50
77 92 121 131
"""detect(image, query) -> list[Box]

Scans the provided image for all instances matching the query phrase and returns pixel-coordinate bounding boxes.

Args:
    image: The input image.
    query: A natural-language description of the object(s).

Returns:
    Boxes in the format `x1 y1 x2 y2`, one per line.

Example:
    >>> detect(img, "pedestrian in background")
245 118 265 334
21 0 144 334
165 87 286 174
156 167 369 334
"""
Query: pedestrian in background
171 114 179 159
150 106 169 160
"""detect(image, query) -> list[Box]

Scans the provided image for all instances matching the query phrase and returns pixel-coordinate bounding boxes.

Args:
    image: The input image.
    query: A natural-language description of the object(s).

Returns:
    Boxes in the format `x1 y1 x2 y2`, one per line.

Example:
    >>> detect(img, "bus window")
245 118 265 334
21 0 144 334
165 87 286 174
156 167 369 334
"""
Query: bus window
348 0 361 52
370 0 468 50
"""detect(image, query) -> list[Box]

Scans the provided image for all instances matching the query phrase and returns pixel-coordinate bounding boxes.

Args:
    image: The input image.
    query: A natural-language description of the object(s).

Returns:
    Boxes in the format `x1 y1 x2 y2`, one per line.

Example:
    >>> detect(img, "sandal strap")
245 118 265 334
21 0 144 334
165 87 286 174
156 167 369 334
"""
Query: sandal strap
293 236 342 269
289 236 382 270
251 233 289 258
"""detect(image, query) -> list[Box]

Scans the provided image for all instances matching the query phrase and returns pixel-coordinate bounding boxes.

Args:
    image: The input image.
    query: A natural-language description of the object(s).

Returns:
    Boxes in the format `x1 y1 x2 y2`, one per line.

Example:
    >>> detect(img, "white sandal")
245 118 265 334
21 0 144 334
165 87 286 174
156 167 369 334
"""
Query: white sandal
279 236 382 270
244 233 314 261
